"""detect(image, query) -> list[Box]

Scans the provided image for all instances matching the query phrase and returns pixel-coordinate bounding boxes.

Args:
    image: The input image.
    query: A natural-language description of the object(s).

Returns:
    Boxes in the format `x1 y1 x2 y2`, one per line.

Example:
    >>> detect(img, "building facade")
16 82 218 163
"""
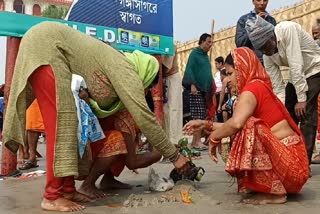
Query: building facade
0 0 72 16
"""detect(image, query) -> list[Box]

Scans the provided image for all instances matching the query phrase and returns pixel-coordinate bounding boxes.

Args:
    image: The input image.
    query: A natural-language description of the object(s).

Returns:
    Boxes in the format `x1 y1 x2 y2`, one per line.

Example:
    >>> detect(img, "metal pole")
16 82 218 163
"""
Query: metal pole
1 37 21 175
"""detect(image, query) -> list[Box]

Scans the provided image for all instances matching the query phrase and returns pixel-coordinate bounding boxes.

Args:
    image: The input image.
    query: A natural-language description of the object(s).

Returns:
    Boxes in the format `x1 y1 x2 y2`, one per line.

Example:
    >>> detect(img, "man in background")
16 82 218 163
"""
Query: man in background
162 46 183 145
182 33 213 150
312 18 320 46
215 57 227 122
246 16 320 169
235 0 276 65
311 18 320 164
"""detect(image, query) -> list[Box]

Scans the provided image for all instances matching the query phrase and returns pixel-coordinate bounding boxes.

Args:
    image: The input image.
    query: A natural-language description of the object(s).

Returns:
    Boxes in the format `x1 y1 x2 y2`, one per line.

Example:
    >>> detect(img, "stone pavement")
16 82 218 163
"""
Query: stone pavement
0 143 320 214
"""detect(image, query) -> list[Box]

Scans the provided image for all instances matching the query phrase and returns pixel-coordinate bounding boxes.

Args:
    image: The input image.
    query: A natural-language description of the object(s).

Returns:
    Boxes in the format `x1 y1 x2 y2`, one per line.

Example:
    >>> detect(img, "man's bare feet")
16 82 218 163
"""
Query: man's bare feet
23 153 30 160
79 182 107 200
17 159 24 169
99 176 132 190
63 191 93 203
41 198 85 212
242 193 287 205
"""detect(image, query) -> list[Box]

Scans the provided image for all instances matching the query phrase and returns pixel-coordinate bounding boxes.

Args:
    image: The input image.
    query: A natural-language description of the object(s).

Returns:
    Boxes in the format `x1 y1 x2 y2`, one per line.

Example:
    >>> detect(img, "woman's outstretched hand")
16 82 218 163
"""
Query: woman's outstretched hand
209 142 220 163
183 120 206 135
208 132 221 163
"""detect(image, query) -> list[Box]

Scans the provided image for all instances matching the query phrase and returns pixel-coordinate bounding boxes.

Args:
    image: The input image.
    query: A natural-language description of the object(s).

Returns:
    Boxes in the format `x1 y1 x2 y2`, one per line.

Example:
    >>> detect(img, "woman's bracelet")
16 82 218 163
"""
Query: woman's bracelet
210 138 220 145
169 151 181 163
206 120 213 131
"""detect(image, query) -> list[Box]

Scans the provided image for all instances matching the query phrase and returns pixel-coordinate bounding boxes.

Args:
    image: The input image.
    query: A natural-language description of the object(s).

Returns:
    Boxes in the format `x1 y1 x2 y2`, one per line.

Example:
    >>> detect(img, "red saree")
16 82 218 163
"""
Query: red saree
226 117 309 194
225 48 309 195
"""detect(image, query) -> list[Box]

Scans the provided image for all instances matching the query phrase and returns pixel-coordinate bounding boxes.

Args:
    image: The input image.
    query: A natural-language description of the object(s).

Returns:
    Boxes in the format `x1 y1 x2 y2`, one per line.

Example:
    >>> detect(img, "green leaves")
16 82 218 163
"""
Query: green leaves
42 5 69 19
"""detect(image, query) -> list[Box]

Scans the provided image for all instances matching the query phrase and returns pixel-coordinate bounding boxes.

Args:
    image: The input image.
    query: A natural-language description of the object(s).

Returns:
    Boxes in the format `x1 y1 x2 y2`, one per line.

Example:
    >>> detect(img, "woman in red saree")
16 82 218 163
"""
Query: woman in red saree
183 47 309 204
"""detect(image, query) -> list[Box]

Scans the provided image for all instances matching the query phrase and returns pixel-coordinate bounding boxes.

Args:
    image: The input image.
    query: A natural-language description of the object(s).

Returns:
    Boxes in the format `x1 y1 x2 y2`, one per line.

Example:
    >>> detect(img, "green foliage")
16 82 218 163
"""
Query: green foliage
42 5 70 19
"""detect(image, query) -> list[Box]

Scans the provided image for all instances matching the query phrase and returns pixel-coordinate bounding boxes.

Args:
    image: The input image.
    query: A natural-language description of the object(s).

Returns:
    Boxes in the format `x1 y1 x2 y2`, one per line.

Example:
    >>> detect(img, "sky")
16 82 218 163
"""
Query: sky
0 0 303 83
173 0 303 42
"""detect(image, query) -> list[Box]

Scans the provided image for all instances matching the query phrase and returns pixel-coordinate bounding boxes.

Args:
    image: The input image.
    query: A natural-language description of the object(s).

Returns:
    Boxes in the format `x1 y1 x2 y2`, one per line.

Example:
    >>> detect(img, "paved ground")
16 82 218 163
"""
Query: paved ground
0 142 320 214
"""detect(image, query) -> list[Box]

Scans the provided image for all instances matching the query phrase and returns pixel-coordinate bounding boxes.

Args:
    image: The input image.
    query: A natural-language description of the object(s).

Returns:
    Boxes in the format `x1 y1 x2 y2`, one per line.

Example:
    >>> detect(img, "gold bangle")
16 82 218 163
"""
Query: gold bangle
210 138 220 145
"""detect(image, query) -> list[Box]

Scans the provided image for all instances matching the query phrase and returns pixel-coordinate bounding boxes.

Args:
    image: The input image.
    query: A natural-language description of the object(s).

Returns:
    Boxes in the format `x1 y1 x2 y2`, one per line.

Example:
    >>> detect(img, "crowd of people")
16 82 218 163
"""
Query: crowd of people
0 0 319 212
183 0 319 206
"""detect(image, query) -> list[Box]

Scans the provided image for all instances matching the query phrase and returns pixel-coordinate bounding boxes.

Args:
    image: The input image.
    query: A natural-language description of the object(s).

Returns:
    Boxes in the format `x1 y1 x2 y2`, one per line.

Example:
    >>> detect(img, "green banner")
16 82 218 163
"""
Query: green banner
0 11 174 55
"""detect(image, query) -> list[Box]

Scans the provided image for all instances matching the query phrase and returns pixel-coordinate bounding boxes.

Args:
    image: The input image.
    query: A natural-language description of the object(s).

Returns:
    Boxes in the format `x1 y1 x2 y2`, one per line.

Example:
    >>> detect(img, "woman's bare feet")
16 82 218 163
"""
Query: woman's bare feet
242 193 287 205
239 187 255 194
41 198 85 212
79 182 107 200
99 175 132 190
63 190 93 203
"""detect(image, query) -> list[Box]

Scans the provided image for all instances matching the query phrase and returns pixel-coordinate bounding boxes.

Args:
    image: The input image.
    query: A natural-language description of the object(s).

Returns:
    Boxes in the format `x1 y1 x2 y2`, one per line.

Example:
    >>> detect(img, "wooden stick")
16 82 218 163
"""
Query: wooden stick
209 19 215 61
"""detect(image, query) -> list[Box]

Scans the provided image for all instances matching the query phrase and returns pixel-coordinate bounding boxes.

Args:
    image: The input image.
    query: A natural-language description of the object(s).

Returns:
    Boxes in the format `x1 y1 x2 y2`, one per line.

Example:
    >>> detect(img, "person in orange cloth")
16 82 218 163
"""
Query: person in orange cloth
19 99 45 170
77 109 162 199
3 22 189 212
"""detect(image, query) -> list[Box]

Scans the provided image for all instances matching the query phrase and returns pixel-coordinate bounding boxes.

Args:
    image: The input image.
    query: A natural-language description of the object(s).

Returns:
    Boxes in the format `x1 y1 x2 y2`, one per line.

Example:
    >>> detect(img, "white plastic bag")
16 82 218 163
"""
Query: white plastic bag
148 168 174 192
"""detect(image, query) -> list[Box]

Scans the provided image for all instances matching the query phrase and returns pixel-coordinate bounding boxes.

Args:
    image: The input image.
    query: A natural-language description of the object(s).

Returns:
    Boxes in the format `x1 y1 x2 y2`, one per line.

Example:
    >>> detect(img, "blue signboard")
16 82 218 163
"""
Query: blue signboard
66 0 174 55
0 11 173 55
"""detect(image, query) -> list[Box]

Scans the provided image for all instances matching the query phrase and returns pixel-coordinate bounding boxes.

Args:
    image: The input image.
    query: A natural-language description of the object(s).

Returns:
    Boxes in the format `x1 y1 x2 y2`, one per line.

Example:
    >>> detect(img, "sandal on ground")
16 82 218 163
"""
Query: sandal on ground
311 153 320 164
190 146 208 151
18 161 39 170
203 138 209 146
1 169 23 178
17 159 25 169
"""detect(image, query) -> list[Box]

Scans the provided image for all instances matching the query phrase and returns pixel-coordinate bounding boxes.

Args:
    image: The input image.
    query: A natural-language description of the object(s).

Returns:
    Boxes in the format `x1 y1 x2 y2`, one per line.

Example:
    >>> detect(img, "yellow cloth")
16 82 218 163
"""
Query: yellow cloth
90 50 159 118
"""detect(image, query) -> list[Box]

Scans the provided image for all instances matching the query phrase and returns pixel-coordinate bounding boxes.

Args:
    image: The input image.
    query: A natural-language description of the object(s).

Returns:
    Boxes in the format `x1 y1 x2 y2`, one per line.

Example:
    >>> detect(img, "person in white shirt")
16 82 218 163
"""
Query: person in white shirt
214 57 224 122
245 16 320 166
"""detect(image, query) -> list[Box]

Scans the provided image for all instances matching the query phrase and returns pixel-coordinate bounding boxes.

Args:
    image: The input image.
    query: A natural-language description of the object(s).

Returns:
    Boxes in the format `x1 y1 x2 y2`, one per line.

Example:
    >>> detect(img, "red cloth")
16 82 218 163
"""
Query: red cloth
91 130 127 177
226 117 309 195
234 47 272 94
242 81 284 127
207 80 217 119
232 47 301 135
29 65 75 201
94 110 138 177
225 48 308 195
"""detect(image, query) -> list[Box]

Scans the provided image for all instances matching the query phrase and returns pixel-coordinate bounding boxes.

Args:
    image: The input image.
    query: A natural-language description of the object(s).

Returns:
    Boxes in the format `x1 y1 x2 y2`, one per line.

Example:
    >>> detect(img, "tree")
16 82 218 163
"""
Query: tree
42 5 69 19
